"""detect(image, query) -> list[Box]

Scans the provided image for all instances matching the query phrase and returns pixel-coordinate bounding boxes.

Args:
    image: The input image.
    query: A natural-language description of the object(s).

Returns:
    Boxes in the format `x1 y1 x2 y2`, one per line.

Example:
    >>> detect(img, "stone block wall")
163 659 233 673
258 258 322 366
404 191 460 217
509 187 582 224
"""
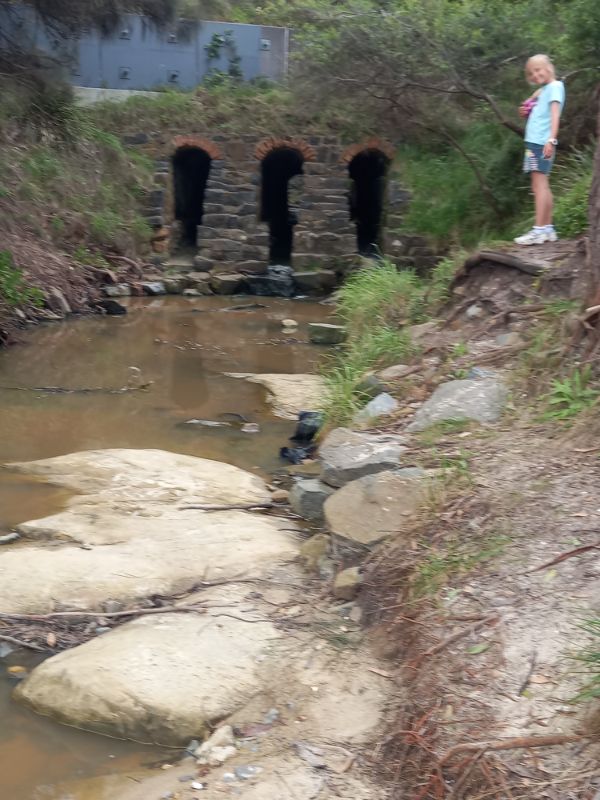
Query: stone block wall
136 133 413 275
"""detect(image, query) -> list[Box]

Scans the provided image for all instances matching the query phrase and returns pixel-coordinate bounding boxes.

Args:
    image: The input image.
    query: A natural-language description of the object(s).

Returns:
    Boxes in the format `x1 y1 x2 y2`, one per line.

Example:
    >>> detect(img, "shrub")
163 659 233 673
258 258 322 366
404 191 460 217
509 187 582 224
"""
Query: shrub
0 250 43 308
397 121 527 247
337 261 425 332
553 148 594 238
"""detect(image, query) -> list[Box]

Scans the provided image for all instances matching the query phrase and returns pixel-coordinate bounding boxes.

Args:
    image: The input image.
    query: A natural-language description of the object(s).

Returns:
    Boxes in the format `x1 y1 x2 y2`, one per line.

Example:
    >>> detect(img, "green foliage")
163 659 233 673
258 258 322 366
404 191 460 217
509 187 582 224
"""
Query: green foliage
574 618 600 701
321 325 415 427
0 251 43 308
398 123 527 246
337 261 425 331
542 367 599 422
320 257 462 426
414 534 509 599
553 148 594 238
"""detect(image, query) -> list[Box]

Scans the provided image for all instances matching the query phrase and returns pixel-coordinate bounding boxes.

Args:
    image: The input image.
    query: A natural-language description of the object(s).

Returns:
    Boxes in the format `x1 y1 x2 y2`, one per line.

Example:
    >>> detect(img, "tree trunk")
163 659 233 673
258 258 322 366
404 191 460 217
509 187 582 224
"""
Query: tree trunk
588 100 600 302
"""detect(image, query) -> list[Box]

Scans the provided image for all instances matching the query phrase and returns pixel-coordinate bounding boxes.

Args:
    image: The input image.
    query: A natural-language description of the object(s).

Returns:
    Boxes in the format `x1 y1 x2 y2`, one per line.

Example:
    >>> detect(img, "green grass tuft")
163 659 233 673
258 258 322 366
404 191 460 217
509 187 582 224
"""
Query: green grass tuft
574 619 600 700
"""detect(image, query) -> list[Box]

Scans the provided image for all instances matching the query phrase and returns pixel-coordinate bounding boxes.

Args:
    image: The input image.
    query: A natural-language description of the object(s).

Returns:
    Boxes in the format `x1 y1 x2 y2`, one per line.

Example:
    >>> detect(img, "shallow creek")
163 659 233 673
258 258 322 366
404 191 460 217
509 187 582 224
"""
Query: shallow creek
0 295 330 800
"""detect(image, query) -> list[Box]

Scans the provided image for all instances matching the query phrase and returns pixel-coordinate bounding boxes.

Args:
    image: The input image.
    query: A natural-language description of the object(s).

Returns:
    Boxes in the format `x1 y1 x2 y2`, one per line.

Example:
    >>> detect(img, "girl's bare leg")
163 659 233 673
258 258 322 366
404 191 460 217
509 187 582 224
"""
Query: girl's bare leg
531 171 553 226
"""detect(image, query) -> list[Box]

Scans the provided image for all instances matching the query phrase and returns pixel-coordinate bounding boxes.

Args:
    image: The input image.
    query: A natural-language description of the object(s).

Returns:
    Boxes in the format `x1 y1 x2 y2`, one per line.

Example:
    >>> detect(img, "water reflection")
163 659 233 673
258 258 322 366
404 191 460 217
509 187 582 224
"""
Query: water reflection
0 295 331 799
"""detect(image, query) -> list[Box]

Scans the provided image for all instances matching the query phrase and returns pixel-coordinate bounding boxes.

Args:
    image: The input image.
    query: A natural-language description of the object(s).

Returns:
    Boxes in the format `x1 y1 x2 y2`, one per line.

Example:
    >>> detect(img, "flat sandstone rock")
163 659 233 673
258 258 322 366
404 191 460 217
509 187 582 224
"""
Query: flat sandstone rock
15 612 280 744
225 373 325 420
0 449 298 612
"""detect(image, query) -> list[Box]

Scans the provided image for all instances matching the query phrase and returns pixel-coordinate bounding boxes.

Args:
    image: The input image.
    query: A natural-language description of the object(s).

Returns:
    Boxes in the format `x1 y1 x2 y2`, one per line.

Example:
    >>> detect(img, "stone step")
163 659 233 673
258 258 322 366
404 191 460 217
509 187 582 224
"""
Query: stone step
199 228 252 244
292 253 340 269
203 241 268 262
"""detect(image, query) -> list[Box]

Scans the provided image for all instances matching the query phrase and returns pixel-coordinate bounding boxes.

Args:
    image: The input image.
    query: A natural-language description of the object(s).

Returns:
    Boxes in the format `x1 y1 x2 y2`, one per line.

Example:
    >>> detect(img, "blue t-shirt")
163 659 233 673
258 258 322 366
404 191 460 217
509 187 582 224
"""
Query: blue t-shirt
525 80 565 145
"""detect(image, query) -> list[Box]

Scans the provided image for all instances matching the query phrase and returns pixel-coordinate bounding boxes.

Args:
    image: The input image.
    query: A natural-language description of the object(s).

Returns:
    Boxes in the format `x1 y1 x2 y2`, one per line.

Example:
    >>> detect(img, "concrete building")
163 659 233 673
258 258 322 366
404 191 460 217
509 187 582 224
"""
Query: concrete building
0 4 289 88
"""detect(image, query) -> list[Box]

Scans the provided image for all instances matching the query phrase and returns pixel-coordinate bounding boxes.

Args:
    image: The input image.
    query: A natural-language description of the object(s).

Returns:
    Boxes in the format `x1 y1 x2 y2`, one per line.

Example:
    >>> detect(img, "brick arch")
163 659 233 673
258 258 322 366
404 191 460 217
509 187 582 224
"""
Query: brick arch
255 137 316 162
340 137 395 164
170 136 222 160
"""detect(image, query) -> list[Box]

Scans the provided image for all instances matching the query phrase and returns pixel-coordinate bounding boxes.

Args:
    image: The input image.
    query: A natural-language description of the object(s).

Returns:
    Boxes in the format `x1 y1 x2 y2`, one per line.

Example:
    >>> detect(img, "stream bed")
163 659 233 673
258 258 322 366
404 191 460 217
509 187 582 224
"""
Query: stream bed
0 295 330 800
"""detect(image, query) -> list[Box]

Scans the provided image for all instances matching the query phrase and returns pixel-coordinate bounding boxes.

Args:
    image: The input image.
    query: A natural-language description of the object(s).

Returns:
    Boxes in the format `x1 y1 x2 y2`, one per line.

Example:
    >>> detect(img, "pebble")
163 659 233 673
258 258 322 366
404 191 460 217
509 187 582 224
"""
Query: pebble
241 422 260 434
270 489 289 503
263 707 280 723
184 739 200 756
190 782 205 790
235 765 263 780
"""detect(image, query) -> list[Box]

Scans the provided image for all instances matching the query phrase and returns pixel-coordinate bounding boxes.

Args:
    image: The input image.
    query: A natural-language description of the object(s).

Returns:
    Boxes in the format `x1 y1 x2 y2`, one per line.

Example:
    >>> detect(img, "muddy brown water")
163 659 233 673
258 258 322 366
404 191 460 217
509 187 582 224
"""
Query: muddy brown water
0 295 332 799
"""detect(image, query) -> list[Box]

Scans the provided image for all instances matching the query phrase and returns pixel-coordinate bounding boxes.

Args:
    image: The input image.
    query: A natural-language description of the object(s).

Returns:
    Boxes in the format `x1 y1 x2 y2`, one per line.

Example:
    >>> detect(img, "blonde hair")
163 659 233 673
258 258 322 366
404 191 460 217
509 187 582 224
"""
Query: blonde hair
526 54 556 80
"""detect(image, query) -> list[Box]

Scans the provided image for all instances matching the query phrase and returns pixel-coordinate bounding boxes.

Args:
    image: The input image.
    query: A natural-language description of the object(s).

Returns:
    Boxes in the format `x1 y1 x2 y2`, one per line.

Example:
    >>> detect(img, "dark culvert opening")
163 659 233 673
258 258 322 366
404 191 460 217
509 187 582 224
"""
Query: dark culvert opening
260 147 304 265
172 146 212 247
348 149 390 257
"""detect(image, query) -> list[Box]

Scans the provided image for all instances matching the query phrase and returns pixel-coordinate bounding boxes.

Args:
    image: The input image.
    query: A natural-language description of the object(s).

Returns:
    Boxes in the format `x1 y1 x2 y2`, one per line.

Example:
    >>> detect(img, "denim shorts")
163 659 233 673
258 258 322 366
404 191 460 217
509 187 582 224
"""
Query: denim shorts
523 142 554 175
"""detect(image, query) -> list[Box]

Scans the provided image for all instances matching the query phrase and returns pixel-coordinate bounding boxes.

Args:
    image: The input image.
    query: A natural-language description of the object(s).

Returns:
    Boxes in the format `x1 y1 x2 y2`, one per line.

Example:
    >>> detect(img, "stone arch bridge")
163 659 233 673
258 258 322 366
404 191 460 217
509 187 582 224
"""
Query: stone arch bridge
132 132 424 287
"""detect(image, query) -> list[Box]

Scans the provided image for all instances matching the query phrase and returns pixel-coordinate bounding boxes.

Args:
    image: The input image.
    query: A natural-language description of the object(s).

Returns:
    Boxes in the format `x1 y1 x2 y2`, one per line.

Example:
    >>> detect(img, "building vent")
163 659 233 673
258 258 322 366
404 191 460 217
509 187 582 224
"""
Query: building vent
260 39 271 51
118 67 131 80
168 70 180 82
119 28 131 40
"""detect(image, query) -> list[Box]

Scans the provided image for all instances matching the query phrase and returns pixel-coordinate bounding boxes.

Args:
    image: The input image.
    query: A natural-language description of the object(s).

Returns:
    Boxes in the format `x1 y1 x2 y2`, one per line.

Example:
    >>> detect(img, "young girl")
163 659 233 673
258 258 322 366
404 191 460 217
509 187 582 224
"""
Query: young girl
514 54 565 246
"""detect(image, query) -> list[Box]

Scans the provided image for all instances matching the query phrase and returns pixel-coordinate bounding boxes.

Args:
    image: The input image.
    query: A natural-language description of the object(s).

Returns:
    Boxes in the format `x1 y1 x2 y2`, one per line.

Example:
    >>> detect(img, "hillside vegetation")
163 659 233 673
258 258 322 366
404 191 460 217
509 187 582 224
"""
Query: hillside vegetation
0 0 598 337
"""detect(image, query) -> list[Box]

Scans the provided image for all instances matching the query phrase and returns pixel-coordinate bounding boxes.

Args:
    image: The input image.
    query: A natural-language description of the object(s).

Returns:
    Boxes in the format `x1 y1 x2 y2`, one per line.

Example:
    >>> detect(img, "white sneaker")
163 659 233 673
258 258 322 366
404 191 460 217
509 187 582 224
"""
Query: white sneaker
545 228 558 242
514 229 548 245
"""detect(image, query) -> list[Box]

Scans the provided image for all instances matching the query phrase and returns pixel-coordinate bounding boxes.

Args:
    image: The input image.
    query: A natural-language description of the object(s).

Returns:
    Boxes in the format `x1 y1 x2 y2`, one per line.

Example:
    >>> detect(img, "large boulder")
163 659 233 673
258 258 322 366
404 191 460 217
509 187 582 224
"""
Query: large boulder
407 378 508 432
0 450 298 612
15 611 280 744
319 428 407 488
225 373 325 420
324 469 427 545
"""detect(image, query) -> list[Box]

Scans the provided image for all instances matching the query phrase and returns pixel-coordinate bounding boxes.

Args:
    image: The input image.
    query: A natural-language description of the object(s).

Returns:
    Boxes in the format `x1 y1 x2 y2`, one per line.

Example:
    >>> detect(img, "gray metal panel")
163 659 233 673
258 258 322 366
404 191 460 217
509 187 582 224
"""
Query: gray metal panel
259 26 287 80
1 5 288 88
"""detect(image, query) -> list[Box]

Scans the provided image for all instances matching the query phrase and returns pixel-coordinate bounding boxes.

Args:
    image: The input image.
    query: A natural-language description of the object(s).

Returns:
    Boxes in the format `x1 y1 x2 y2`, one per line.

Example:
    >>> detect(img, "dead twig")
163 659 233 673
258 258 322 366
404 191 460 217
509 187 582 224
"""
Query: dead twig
0 633 46 652
179 502 277 512
412 615 498 668
0 604 214 622
440 733 589 765
527 542 600 573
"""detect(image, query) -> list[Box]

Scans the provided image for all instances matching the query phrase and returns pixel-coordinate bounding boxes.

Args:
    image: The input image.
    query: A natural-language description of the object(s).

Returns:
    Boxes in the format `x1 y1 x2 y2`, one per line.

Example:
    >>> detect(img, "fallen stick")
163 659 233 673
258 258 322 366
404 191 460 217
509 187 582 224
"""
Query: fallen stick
573 445 600 453
0 385 147 395
0 633 45 652
179 502 277 512
440 733 588 765
0 604 212 622
527 542 600 573
413 615 498 667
